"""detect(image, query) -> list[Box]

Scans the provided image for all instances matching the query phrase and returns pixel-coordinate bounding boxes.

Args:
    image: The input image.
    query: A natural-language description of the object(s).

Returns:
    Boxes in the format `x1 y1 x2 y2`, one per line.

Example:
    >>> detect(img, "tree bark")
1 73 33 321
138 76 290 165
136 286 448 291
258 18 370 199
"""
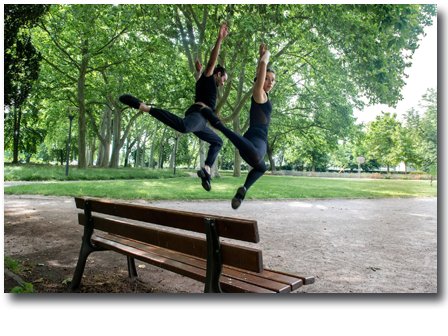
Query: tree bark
199 139 205 168
77 39 89 169
149 121 158 168
158 126 168 169
12 106 22 164
109 107 143 168
188 139 197 169
267 144 276 174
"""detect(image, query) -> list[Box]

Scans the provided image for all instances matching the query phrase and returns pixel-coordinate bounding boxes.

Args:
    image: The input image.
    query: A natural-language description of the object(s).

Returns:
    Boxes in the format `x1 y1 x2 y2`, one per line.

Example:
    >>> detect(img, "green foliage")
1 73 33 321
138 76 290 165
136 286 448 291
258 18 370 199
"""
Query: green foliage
4 4 51 107
8 4 436 174
403 88 437 172
365 112 402 171
10 283 38 293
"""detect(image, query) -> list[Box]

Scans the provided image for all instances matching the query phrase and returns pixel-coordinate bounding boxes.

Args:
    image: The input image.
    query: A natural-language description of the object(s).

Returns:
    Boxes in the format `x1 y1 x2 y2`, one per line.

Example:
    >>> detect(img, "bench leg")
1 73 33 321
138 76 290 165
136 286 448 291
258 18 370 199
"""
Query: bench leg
69 241 94 291
204 218 223 293
127 256 138 278
69 199 105 291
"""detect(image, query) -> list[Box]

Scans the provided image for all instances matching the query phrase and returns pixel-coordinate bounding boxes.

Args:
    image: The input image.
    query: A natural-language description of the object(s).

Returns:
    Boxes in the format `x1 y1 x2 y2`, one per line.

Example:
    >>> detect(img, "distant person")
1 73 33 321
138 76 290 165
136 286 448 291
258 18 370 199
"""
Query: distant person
201 43 275 209
119 22 229 192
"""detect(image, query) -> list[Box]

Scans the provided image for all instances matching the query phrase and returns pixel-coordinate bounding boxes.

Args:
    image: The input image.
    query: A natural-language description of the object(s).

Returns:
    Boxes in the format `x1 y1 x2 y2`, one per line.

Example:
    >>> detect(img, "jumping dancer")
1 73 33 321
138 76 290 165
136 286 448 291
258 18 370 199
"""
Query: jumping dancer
119 22 228 192
201 43 275 209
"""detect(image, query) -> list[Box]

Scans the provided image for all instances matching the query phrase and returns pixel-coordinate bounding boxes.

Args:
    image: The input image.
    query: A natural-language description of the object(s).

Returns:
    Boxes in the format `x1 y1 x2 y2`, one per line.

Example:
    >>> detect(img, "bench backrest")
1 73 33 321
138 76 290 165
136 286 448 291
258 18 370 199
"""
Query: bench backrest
75 197 263 273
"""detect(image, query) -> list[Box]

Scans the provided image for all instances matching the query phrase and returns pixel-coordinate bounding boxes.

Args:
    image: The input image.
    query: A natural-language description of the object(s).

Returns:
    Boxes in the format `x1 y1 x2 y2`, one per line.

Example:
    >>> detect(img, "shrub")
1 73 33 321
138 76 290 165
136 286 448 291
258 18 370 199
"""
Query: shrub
10 283 38 293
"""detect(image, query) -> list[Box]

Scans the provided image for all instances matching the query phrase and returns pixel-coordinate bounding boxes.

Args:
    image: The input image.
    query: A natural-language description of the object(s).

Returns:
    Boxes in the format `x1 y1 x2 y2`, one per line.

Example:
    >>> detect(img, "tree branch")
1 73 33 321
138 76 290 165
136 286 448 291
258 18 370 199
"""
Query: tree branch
41 57 77 82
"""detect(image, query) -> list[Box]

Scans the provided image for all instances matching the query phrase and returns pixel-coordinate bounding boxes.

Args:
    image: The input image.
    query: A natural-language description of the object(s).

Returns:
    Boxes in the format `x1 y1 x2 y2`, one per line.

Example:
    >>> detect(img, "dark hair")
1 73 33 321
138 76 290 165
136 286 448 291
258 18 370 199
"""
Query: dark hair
254 68 275 83
213 64 227 77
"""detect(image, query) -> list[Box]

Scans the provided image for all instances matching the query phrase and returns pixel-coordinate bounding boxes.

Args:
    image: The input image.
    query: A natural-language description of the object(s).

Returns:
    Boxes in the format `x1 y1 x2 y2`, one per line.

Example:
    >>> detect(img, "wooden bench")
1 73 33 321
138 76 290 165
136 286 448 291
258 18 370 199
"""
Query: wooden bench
70 197 314 293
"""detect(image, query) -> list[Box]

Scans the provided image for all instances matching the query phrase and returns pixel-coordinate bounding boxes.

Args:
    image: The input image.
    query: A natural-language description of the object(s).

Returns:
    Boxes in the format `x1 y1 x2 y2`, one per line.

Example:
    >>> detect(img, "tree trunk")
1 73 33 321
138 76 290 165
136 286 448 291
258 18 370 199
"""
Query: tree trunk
149 121 158 168
232 117 242 177
199 140 205 168
158 126 168 169
12 106 22 164
187 139 197 169
96 103 112 167
387 164 390 173
77 39 89 169
109 106 143 168
267 144 276 174
169 138 175 169
193 149 199 169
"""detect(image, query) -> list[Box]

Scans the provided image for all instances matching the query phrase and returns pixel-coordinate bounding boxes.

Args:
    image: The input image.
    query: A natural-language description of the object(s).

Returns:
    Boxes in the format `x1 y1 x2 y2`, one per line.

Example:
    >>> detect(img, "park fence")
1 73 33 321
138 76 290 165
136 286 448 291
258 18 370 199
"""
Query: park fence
269 170 434 180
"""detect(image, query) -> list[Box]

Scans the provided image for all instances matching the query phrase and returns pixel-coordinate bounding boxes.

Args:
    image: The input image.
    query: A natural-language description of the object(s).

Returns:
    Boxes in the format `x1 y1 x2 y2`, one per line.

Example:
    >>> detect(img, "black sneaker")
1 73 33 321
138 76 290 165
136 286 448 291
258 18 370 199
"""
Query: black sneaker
231 186 246 210
197 167 212 191
200 106 220 126
119 94 142 109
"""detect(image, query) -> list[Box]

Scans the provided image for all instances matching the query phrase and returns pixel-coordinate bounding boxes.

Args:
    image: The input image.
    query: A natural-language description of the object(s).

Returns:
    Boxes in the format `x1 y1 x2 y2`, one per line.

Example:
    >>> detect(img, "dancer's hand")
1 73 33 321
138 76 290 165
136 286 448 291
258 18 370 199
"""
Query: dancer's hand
259 43 268 58
195 59 203 72
218 22 228 40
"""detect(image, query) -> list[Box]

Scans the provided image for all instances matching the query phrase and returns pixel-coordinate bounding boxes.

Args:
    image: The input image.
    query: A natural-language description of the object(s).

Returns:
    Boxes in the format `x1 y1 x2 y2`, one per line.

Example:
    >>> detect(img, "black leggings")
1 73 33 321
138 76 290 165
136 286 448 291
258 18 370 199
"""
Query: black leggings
149 104 222 167
213 122 267 191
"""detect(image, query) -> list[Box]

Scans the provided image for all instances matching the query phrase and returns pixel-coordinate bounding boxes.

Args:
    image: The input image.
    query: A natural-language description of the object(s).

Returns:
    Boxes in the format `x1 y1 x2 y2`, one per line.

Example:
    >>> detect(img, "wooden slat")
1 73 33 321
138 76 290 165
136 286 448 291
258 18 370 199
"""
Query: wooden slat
226 265 313 287
267 268 315 285
92 235 274 293
96 233 290 293
75 197 259 243
79 214 263 273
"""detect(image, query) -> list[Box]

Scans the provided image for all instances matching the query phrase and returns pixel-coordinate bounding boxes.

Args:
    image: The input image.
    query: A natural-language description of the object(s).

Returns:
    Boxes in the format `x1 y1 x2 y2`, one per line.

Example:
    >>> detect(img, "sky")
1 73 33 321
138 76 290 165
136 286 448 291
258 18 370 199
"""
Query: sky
353 14 437 125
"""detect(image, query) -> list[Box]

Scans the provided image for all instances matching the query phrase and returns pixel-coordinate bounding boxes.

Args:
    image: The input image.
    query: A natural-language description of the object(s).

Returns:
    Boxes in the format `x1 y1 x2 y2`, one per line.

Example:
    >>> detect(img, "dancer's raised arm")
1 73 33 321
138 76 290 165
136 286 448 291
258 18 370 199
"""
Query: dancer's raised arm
253 43 271 104
203 22 228 77
194 59 203 81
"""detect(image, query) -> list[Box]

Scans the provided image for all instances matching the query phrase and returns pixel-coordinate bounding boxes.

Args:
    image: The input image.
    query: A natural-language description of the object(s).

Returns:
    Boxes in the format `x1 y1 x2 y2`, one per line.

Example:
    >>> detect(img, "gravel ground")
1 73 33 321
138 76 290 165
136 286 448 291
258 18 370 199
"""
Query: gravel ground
4 194 437 293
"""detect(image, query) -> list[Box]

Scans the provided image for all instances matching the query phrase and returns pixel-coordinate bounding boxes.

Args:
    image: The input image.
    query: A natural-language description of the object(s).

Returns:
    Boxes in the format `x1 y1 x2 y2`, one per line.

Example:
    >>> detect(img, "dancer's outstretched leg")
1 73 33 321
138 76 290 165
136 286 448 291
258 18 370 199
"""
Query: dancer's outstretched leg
120 94 205 133
120 95 222 191
201 108 268 209
232 160 267 210
193 127 223 191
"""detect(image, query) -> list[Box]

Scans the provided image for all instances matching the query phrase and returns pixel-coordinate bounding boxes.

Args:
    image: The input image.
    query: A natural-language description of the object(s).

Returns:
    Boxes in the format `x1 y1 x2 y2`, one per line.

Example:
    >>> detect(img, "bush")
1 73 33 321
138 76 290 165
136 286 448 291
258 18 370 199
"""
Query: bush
10 283 38 293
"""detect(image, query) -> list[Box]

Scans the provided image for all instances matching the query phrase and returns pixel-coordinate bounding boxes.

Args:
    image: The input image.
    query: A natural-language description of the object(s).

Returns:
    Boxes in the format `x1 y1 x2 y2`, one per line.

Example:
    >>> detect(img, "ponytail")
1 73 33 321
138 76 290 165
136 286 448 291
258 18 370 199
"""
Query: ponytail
213 64 227 77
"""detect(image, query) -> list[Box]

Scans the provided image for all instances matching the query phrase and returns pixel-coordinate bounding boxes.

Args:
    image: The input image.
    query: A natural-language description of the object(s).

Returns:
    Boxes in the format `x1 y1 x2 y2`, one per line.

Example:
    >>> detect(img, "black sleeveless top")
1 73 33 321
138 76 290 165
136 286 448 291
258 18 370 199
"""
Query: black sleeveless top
195 74 217 111
248 93 272 139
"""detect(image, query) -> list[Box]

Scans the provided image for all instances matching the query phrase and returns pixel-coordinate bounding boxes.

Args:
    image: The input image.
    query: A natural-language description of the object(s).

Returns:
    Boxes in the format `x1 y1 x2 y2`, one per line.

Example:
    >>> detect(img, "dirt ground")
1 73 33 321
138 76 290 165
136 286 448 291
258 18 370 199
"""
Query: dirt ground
4 194 437 293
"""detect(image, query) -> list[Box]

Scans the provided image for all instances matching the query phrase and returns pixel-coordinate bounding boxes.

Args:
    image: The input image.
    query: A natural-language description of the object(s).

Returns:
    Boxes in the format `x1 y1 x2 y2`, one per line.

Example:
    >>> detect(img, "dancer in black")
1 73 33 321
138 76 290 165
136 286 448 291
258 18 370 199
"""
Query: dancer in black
201 43 275 209
119 22 228 192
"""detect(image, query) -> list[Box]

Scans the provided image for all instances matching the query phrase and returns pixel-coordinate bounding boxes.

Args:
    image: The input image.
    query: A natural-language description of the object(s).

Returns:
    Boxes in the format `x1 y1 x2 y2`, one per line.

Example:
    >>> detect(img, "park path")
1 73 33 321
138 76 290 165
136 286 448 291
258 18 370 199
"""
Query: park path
4 194 437 293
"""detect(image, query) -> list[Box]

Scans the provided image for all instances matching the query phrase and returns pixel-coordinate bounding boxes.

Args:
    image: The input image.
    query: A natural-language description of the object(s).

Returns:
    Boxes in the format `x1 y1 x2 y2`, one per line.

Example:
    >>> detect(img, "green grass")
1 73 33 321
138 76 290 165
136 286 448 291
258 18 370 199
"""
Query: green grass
4 163 189 181
4 175 437 200
4 255 23 274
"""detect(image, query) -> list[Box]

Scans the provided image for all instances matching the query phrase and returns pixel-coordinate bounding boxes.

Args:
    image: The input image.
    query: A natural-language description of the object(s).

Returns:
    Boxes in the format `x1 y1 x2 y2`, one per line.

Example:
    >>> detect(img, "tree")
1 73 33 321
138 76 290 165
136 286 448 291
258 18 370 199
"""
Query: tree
403 88 437 172
25 4 436 171
4 4 51 107
4 4 51 163
33 4 141 169
365 112 402 172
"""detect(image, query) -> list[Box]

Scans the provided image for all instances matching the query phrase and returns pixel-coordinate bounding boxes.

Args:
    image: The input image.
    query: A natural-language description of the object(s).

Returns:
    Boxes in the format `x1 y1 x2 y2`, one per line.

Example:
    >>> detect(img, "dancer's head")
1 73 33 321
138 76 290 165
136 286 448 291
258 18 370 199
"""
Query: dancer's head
213 64 228 87
254 69 276 93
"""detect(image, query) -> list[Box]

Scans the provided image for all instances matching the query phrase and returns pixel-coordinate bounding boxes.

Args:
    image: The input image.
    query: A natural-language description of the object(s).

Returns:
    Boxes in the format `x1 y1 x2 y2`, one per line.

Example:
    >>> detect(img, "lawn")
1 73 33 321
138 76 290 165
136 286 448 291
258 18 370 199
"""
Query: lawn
4 163 189 181
4 175 437 200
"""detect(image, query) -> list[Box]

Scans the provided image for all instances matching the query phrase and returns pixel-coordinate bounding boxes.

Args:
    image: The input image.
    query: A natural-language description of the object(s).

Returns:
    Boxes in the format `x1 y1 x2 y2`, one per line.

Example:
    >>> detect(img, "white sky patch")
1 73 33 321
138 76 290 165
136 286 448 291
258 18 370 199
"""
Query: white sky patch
353 17 437 124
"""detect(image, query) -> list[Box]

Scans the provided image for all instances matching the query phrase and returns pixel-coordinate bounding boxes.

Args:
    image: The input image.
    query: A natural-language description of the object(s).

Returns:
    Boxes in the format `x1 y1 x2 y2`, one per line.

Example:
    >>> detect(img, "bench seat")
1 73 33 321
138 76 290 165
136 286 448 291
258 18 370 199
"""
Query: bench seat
70 197 314 293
